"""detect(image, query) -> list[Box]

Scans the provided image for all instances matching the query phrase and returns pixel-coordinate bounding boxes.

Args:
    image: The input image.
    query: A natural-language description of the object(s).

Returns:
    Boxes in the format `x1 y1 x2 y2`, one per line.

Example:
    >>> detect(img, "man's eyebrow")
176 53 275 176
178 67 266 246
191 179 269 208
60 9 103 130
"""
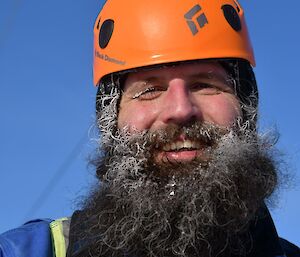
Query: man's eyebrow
139 76 164 84
188 71 230 82
123 76 162 93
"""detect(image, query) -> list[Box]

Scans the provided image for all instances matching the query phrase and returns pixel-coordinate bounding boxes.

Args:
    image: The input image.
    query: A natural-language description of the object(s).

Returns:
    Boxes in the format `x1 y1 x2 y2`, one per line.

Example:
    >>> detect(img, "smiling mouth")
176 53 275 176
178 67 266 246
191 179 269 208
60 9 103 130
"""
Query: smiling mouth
162 139 203 152
153 137 214 165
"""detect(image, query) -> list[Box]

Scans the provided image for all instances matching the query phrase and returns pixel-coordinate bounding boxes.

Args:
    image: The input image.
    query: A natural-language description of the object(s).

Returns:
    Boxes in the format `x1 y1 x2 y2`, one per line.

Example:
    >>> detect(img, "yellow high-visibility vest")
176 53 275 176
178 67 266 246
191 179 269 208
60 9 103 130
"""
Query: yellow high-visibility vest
50 218 70 257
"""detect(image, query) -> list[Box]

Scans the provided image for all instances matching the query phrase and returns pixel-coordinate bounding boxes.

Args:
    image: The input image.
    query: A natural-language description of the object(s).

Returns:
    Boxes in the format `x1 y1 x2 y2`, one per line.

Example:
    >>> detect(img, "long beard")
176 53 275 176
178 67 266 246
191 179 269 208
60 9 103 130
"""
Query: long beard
71 92 279 257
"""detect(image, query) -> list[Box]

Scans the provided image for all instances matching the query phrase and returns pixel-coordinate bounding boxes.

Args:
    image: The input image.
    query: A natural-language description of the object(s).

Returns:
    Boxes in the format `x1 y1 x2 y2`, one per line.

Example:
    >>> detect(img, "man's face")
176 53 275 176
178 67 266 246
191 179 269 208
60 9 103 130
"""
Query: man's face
76 62 280 257
118 62 241 164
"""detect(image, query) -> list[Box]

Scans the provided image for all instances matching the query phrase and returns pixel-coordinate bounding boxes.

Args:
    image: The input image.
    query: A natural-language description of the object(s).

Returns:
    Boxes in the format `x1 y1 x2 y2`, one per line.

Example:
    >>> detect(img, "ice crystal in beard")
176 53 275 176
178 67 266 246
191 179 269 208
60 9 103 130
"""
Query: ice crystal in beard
85 90 279 257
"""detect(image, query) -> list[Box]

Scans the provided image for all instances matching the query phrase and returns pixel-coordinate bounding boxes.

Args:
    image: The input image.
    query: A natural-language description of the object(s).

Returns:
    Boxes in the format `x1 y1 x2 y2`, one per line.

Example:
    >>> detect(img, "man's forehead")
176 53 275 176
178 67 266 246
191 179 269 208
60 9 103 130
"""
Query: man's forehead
124 61 228 83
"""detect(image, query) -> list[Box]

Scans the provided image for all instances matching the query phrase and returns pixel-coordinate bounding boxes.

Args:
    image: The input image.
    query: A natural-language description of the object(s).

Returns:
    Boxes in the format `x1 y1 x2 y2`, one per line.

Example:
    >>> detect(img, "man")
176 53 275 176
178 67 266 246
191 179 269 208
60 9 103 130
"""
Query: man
0 1 299 257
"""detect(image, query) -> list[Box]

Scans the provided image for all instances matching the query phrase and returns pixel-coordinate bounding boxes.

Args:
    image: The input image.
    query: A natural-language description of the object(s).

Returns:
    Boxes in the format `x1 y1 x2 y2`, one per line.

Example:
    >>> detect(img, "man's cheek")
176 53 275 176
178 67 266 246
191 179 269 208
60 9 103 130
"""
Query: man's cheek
118 107 156 131
207 99 241 126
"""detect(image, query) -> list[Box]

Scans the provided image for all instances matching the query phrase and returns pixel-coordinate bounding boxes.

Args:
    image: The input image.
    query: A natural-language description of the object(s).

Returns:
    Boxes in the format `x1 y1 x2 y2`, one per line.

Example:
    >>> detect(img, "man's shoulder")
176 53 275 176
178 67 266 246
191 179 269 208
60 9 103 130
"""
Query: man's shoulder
0 219 53 257
279 238 300 257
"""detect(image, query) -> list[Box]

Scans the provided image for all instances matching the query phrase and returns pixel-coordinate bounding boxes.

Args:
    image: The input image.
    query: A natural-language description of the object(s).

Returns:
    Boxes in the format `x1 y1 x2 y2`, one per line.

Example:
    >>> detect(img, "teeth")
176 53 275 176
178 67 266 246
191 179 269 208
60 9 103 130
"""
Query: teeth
176 141 182 150
164 143 171 151
183 140 192 148
171 142 177 150
162 140 200 151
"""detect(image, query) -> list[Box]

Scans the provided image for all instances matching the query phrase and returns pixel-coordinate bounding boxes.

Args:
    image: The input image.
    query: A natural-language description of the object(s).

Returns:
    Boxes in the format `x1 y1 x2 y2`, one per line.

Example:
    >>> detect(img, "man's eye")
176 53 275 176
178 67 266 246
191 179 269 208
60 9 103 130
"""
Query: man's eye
132 87 163 100
190 83 222 95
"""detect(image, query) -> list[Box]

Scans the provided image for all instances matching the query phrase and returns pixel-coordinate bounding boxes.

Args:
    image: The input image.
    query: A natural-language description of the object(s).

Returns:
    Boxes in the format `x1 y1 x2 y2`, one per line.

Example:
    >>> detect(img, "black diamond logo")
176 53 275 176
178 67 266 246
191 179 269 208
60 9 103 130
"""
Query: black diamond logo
184 4 208 36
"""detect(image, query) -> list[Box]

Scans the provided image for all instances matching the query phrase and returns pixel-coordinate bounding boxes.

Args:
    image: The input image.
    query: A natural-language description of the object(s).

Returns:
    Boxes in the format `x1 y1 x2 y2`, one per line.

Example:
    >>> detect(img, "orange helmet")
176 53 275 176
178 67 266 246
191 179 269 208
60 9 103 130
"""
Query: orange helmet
93 0 255 86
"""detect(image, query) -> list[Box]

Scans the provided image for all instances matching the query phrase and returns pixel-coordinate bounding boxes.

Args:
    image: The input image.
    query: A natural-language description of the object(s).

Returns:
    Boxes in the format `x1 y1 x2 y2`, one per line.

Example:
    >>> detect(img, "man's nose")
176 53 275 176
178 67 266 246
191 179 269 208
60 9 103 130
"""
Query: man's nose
159 79 202 125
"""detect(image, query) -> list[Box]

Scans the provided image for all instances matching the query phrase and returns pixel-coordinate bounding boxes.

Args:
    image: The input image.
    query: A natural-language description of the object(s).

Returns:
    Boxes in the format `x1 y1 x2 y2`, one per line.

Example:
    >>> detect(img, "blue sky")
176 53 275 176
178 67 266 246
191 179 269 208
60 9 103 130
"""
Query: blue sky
0 0 299 247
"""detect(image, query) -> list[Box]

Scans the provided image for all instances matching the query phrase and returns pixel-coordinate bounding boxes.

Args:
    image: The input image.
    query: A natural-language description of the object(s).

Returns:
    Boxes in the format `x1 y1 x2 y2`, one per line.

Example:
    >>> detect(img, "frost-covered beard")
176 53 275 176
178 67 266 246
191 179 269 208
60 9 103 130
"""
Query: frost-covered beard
74 90 279 257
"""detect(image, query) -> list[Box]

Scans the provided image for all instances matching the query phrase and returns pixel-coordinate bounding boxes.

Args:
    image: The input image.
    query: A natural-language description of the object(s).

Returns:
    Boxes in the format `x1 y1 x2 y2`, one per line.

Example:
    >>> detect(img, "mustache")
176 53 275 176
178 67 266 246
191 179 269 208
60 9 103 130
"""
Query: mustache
128 121 231 153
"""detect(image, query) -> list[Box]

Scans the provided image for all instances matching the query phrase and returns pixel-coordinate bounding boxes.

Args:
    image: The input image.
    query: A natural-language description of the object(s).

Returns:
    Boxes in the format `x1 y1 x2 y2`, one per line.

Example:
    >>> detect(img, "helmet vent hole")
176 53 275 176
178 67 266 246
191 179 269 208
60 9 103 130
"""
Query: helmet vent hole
221 5 242 32
99 19 114 49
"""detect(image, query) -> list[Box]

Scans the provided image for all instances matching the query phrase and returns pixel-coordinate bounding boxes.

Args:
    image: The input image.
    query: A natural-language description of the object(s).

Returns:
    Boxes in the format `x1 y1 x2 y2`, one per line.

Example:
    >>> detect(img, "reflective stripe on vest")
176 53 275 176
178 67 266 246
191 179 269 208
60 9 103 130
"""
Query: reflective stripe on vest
50 217 70 257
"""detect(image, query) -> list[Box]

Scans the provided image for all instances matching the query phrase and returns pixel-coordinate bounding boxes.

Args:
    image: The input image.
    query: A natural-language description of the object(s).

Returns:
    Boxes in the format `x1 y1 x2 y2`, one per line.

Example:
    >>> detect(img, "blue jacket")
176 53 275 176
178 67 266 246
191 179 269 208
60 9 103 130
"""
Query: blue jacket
0 219 53 257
